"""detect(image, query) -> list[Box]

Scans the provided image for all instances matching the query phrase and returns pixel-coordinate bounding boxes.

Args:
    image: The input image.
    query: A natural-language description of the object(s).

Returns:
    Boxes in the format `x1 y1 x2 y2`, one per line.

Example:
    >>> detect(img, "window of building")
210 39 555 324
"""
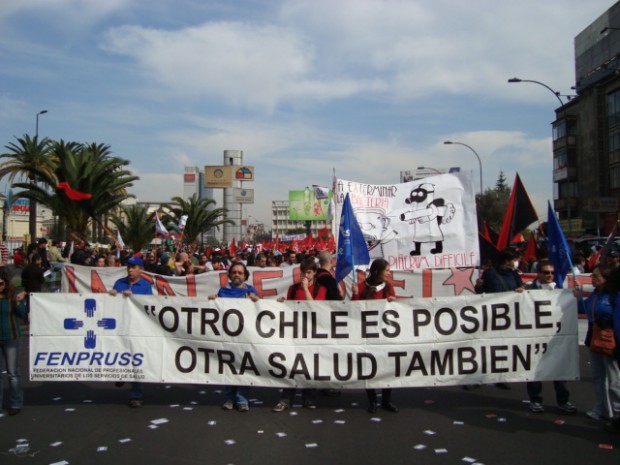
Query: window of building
553 121 567 141
553 150 568 170
611 164 620 189
558 181 578 198
607 89 620 127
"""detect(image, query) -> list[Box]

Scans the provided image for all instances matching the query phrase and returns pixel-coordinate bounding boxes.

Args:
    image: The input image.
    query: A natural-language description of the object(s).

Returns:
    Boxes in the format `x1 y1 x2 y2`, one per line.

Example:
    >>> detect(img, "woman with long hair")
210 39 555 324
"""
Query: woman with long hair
0 269 28 415
352 258 398 413
580 264 620 421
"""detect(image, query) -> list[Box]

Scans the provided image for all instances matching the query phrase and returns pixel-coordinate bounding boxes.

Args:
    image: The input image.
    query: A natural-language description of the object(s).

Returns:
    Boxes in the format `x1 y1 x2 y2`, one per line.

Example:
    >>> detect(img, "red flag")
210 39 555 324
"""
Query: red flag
229 238 237 257
56 182 92 201
482 221 500 246
496 174 538 251
522 233 538 264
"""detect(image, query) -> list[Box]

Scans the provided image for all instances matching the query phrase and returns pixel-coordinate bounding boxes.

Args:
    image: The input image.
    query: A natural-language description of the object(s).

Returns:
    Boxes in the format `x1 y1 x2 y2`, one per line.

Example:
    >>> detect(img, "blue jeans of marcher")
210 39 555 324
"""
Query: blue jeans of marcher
129 382 143 400
588 350 620 418
526 381 569 405
224 386 249 405
0 339 23 409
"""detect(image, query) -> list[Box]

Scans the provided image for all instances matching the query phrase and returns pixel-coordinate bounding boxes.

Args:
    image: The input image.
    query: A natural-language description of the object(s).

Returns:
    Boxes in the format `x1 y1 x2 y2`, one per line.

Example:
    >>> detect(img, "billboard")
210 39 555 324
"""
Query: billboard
233 166 254 181
204 166 233 188
234 188 254 204
288 188 331 221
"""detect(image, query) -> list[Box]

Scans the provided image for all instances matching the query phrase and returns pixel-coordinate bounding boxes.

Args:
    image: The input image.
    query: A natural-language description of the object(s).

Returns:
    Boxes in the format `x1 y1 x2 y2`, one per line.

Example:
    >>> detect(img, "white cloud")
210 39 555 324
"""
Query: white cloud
0 0 132 21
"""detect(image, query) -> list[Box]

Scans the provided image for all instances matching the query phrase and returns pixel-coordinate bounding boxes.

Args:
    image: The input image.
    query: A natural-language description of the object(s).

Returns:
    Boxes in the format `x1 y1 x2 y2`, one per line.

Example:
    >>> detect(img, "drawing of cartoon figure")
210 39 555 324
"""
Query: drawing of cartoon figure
399 183 455 256
356 208 399 257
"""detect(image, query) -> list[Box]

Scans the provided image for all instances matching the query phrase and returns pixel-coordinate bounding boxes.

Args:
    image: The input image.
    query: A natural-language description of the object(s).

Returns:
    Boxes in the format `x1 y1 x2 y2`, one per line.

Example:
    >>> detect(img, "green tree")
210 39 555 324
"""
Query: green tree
0 135 53 243
476 171 511 232
162 195 233 249
109 204 155 252
9 140 138 241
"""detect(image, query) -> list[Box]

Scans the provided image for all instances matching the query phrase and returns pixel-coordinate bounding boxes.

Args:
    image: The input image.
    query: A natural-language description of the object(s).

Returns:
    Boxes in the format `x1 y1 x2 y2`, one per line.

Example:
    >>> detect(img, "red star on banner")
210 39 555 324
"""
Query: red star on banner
442 268 476 295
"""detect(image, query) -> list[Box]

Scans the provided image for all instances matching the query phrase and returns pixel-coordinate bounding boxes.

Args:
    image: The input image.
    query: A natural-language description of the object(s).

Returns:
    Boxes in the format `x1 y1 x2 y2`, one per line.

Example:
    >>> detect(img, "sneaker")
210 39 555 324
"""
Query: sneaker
586 410 603 420
529 402 544 413
237 403 249 412
128 399 143 408
381 402 399 413
221 401 234 411
558 402 577 414
272 401 289 413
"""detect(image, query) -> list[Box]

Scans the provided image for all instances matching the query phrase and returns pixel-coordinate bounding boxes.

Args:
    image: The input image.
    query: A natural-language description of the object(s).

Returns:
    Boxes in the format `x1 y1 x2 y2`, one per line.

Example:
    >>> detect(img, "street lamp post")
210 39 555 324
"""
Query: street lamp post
507 77 571 232
30 109 48 243
443 141 483 197
35 109 48 140
507 78 566 107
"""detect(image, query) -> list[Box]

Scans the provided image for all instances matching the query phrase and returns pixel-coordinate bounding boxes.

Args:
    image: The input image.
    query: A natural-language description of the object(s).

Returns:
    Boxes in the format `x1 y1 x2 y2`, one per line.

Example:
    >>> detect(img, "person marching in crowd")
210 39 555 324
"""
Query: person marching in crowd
109 255 153 407
524 260 577 414
0 268 28 415
280 250 298 268
315 250 343 301
272 258 327 412
608 273 620 432
578 264 620 421
480 249 525 391
351 258 399 413
209 262 260 412
21 253 45 297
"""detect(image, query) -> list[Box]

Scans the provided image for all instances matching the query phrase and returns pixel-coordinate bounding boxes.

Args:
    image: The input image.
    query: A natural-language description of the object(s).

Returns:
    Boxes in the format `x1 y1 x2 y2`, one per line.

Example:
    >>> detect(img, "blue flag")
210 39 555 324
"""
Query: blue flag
547 201 572 288
335 193 370 283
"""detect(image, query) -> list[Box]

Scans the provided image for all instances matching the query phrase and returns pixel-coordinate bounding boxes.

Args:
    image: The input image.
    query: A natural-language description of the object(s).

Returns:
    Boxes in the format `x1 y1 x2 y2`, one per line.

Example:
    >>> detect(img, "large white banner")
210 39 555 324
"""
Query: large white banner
334 173 479 270
30 290 579 388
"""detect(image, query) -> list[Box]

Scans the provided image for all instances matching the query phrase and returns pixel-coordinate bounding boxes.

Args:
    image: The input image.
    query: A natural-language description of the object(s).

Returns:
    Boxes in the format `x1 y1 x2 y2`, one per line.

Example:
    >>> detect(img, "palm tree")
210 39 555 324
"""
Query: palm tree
162 195 233 248
79 143 138 242
109 204 154 252
0 135 53 243
11 140 138 241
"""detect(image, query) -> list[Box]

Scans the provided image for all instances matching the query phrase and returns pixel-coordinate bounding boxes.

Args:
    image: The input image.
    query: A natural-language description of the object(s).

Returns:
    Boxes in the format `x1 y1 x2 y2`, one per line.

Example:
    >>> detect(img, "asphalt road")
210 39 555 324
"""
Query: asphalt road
1 326 619 465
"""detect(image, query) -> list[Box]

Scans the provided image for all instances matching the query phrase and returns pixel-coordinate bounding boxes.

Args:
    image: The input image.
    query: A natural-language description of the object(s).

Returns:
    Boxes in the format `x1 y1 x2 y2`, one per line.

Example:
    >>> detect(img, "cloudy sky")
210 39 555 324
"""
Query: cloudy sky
0 0 615 227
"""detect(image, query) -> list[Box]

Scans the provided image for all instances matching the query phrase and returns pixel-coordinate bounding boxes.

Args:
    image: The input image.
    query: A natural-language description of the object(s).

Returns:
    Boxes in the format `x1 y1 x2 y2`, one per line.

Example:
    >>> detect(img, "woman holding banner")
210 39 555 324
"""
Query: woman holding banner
579 264 620 421
0 269 28 416
352 258 399 413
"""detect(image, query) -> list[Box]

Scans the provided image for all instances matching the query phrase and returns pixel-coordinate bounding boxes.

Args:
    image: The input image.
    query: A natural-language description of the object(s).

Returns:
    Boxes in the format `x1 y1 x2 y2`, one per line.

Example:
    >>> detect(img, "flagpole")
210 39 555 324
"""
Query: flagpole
175 225 186 257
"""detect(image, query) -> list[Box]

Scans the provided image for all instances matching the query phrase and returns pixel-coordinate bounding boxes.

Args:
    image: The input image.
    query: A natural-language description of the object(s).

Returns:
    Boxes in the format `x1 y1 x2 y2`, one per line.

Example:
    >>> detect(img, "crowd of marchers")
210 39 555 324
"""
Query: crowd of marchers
0 240 619 436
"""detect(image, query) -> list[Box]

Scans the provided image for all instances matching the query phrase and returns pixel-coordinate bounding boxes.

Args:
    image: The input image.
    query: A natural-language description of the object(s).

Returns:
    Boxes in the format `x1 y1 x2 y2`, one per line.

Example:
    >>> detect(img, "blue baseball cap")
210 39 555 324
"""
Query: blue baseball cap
127 256 144 267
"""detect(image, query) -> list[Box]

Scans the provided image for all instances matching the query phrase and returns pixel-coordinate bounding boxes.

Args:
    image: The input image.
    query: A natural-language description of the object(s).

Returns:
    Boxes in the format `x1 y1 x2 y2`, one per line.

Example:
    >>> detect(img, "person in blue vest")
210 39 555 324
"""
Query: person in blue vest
109 255 152 407
209 262 260 412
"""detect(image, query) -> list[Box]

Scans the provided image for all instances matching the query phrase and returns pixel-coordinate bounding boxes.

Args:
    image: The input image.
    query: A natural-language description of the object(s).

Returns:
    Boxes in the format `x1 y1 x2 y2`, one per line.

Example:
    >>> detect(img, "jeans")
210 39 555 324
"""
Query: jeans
526 381 569 405
129 382 143 400
588 350 620 418
0 339 23 409
224 386 250 405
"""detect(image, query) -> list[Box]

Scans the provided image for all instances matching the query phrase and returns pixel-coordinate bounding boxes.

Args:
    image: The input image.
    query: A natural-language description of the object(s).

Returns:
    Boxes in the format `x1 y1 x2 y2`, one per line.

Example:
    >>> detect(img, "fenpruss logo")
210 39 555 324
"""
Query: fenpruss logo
63 298 116 349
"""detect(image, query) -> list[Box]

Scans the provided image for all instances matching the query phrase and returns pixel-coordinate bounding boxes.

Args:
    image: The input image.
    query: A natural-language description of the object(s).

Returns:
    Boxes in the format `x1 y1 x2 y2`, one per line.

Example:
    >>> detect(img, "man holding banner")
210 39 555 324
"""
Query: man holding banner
109 255 152 407
524 260 577 414
209 262 260 412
